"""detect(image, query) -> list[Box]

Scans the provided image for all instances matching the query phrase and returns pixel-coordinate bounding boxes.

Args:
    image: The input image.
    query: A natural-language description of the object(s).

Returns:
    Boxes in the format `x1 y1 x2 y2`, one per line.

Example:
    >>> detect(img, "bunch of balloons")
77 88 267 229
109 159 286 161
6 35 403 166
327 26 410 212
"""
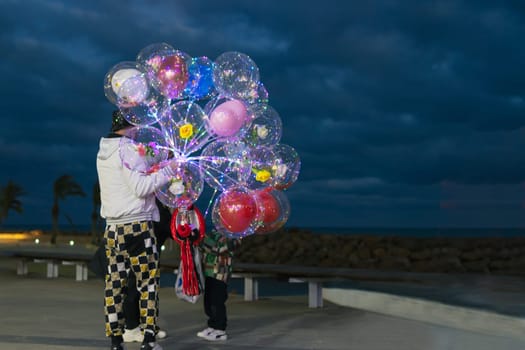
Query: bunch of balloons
104 42 301 238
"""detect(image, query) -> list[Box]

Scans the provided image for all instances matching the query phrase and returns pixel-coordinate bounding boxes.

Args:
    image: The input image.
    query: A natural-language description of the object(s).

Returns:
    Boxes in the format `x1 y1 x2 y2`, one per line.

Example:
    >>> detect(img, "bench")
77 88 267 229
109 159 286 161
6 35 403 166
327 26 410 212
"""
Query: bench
71 248 373 308
231 263 427 308
7 251 431 309
230 274 325 307
13 250 93 281
159 259 356 308
289 277 324 308
232 264 342 308
231 272 273 302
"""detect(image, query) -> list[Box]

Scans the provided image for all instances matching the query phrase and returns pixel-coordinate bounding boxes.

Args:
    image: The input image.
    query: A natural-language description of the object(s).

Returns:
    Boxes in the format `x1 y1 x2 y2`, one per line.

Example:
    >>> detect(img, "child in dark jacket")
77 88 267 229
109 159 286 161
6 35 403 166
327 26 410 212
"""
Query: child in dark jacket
196 230 240 341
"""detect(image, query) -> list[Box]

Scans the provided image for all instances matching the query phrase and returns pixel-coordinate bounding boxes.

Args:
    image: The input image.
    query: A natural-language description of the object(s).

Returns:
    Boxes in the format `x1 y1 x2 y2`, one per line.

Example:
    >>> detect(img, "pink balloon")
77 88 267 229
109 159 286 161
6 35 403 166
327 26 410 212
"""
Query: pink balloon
208 99 247 137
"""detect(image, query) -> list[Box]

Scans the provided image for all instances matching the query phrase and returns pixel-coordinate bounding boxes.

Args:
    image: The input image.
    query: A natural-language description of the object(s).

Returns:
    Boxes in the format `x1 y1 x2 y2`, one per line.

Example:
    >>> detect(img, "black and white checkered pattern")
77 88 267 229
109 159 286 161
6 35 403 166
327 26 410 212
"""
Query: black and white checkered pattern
103 221 160 337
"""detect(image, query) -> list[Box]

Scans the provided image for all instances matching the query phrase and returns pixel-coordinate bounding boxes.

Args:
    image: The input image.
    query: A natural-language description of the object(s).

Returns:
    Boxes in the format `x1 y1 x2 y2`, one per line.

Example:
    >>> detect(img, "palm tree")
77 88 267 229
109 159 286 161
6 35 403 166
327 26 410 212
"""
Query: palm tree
91 180 103 245
51 175 86 244
0 180 25 225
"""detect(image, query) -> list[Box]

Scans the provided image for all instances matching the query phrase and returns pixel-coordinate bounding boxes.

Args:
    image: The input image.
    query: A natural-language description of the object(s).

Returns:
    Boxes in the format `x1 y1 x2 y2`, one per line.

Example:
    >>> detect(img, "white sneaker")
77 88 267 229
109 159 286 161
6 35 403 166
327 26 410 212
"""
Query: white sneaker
123 327 167 342
111 343 127 350
196 327 214 338
201 329 227 341
157 329 167 339
140 342 163 350
123 327 142 343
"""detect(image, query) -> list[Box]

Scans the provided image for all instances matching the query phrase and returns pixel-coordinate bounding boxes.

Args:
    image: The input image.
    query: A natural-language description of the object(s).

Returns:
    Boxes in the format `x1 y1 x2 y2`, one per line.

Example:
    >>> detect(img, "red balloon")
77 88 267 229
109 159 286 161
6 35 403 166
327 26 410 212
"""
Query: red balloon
157 55 188 99
219 190 257 233
256 190 281 224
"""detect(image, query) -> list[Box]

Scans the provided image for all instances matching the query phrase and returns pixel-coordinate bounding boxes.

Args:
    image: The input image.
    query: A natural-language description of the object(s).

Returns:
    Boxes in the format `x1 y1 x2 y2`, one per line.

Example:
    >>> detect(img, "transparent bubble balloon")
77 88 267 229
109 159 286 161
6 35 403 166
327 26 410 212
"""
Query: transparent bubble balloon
136 42 176 67
243 104 282 148
212 51 260 99
199 139 251 191
155 52 191 100
104 61 150 108
162 101 210 156
137 43 191 100
204 97 252 138
254 188 290 234
119 126 171 174
153 102 176 148
184 56 216 101
118 90 167 126
252 82 269 105
172 206 205 232
271 144 301 190
156 160 204 209
246 146 277 190
236 81 269 105
211 187 262 238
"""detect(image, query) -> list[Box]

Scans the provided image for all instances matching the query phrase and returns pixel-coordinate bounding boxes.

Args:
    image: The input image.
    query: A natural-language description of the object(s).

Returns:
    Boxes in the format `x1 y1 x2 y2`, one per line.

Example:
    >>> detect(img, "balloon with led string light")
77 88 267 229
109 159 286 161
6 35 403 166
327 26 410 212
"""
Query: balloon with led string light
103 43 301 239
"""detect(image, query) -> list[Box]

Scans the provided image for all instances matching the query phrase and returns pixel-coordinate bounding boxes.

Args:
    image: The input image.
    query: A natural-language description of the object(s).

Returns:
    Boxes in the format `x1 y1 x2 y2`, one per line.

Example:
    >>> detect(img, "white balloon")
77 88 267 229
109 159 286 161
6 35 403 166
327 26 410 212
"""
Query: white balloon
111 68 142 94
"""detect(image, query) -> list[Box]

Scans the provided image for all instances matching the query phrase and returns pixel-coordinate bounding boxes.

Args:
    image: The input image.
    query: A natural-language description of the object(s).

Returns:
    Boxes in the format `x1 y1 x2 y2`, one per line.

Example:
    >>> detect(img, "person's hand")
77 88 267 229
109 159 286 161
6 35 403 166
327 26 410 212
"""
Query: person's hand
189 229 200 243
168 158 180 171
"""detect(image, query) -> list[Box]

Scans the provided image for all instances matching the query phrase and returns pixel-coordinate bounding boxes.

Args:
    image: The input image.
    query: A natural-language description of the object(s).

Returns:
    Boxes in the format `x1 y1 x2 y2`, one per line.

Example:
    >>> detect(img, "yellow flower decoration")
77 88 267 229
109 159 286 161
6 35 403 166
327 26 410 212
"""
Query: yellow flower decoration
179 123 194 139
255 169 271 182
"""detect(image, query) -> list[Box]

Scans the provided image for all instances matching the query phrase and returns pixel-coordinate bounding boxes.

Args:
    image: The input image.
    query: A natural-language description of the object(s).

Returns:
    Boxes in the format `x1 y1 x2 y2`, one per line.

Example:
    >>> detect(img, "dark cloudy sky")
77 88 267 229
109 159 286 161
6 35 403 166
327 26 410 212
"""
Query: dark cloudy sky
1 0 525 229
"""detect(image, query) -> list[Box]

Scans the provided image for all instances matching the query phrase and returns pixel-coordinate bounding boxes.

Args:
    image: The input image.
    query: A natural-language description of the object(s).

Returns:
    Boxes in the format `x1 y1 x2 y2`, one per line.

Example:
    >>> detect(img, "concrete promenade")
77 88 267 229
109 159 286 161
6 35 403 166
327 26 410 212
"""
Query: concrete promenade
1 254 525 349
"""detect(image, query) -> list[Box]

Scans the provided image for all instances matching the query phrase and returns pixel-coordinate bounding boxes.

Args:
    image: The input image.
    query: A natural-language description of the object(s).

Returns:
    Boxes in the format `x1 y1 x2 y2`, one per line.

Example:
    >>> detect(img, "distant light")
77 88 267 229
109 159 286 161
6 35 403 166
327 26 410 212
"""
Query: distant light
35 238 40 244
161 245 166 251
0 233 33 241
69 240 75 246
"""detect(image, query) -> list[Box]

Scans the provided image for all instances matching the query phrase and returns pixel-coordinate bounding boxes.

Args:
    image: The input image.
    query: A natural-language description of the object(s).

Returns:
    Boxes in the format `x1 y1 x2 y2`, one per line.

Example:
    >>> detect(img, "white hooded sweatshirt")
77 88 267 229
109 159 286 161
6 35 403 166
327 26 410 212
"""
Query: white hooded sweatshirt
96 136 174 225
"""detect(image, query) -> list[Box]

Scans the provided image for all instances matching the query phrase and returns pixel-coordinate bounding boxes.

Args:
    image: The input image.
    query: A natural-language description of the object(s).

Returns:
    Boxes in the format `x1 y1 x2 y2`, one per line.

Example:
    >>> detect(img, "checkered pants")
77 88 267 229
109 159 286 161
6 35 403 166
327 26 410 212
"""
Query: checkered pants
103 221 160 337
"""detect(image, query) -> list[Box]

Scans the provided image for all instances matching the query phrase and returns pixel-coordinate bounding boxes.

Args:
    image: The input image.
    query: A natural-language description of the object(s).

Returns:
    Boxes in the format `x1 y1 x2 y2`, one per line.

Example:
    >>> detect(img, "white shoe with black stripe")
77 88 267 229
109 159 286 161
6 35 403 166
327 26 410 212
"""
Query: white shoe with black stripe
198 328 227 341
196 327 214 338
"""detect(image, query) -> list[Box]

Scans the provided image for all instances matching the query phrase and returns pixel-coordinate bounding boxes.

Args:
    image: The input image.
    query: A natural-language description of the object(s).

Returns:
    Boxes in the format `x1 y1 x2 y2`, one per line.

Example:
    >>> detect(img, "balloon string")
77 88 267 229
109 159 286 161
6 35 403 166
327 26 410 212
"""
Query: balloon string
204 188 218 218
194 162 244 190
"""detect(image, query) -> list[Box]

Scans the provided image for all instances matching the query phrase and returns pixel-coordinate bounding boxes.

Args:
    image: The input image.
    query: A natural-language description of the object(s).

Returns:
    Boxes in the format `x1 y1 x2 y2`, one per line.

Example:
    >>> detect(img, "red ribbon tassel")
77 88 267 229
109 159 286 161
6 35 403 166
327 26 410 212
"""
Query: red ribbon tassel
170 207 205 296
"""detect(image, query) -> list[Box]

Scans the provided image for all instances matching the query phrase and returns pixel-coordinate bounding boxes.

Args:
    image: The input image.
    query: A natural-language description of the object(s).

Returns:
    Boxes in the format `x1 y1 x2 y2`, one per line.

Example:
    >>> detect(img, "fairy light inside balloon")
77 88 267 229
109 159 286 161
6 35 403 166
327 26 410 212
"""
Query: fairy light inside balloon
104 43 301 238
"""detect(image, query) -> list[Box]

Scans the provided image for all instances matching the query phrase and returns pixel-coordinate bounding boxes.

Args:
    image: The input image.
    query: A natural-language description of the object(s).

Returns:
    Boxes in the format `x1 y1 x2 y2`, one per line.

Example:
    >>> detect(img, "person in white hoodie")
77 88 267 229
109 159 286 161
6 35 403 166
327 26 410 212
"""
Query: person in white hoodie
97 110 176 350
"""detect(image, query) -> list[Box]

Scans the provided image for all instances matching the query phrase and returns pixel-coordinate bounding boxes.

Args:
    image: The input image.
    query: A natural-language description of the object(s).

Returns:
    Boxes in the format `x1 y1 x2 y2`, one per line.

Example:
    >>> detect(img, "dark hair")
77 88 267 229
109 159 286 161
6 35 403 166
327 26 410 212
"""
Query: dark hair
111 109 132 132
